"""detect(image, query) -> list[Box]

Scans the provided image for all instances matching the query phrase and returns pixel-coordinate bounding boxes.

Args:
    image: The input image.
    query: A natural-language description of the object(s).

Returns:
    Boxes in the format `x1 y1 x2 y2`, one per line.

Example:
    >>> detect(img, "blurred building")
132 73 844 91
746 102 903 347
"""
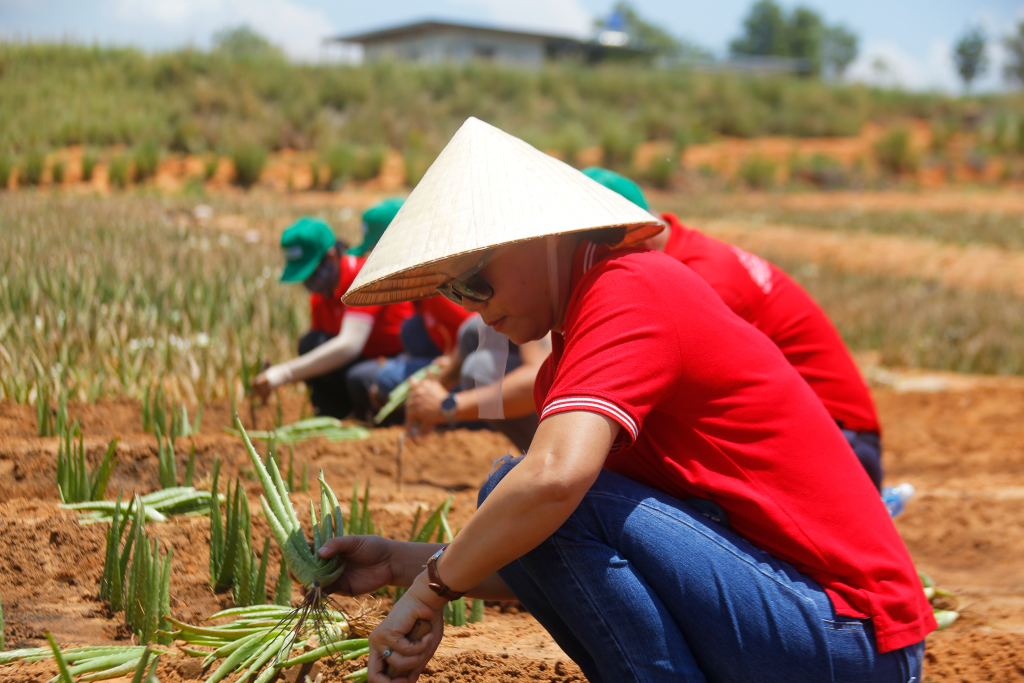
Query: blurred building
329 20 648 67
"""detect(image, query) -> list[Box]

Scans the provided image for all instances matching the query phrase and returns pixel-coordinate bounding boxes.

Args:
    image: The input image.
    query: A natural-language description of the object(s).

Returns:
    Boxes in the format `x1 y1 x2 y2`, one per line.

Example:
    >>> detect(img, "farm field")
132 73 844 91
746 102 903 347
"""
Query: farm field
3 188 1024 682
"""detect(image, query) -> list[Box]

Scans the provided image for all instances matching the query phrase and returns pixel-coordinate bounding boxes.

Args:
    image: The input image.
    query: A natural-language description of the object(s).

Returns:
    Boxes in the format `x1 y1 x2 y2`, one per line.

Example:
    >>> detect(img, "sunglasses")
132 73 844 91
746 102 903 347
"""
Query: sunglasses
436 251 494 305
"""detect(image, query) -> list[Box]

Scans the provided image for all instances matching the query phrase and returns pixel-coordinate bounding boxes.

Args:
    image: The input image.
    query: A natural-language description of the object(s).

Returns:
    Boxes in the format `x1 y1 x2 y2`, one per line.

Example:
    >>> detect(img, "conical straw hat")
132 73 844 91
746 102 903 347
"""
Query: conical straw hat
342 117 663 306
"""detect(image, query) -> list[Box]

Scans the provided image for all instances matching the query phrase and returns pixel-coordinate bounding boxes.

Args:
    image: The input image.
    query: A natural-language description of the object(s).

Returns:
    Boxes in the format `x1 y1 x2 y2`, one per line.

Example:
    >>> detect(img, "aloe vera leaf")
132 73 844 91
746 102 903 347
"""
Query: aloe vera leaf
44 632 75 683
90 437 120 501
933 609 959 630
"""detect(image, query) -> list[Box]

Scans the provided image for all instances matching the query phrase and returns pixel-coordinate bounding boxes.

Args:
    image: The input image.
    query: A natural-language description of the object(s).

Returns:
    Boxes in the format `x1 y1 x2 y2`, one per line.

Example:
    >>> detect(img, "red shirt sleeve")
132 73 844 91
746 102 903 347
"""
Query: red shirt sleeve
539 254 682 450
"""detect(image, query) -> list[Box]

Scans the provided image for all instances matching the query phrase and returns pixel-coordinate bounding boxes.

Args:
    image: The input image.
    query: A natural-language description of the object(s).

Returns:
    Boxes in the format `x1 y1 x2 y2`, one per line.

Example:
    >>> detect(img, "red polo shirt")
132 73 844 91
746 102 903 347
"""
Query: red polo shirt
309 254 412 358
534 241 934 653
661 213 879 434
414 297 474 355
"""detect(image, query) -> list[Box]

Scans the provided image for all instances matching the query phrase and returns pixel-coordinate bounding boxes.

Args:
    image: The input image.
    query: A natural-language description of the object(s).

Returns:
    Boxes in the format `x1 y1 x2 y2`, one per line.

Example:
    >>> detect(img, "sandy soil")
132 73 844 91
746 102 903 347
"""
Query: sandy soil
1 382 1023 682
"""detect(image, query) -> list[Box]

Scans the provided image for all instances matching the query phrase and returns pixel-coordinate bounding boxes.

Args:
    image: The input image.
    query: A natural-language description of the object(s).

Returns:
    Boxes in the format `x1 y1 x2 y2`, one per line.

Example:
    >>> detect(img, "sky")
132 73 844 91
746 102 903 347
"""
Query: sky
2 0 1023 92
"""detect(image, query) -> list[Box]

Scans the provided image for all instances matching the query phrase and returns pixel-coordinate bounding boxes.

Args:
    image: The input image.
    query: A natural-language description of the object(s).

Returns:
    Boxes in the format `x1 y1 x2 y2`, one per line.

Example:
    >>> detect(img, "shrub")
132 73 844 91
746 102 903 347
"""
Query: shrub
0 154 13 189
81 149 99 182
203 154 219 180
790 154 847 189
640 154 677 189
600 125 638 170
550 124 587 167
133 140 161 181
51 160 65 185
738 155 776 189
352 146 386 182
874 128 917 175
933 118 954 153
108 155 131 188
22 150 46 186
231 144 267 189
322 143 356 187
404 151 437 188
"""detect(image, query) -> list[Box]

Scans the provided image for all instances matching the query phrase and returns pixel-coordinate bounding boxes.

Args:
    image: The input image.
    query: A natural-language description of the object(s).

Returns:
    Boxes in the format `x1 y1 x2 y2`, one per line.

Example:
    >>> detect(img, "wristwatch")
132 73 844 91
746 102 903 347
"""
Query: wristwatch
425 545 466 601
440 395 458 427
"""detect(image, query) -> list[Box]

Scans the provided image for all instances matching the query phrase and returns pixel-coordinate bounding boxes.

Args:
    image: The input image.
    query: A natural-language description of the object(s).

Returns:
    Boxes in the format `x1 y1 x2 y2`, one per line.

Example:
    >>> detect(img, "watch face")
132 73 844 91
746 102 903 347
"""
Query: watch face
441 396 457 412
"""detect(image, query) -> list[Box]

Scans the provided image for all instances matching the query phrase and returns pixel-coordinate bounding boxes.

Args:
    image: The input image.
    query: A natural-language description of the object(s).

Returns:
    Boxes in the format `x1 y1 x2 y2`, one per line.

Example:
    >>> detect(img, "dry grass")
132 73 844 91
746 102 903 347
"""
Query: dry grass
774 256 1024 376
0 193 322 404
660 195 1024 251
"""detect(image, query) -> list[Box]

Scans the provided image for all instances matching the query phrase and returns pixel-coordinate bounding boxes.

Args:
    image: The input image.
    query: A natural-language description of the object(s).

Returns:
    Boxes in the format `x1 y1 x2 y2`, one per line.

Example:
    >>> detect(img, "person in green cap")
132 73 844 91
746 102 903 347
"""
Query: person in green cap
254 202 413 419
581 166 885 491
348 196 405 257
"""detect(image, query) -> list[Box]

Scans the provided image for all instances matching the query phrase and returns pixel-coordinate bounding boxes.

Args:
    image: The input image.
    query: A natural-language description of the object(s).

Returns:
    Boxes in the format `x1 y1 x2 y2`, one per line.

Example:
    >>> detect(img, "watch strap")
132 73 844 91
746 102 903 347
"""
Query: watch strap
426 546 466 601
441 395 458 427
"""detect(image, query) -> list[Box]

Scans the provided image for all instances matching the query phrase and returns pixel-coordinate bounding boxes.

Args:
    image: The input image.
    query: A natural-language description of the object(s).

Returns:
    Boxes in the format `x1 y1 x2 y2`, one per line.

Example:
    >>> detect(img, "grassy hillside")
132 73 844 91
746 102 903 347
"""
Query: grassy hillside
3 41 1021 163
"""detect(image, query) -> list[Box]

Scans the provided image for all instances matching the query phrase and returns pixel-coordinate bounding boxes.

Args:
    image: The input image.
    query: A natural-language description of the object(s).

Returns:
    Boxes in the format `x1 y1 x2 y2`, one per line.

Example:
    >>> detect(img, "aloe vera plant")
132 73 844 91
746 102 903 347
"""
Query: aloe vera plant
162 605 370 683
373 364 440 424
56 422 119 504
142 381 199 439
227 417 369 445
154 427 177 489
918 570 960 630
12 634 163 683
98 495 173 645
236 415 345 591
208 461 275 606
62 486 221 524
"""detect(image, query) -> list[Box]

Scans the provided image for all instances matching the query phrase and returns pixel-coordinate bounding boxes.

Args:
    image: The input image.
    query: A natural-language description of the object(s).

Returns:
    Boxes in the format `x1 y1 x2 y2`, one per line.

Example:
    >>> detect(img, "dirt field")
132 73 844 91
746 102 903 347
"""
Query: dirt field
1 371 1023 682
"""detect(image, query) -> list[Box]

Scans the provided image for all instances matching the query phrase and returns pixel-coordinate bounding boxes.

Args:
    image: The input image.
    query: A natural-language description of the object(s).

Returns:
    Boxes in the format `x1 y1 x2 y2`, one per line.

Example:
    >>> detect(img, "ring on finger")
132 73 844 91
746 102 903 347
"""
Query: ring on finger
382 649 393 659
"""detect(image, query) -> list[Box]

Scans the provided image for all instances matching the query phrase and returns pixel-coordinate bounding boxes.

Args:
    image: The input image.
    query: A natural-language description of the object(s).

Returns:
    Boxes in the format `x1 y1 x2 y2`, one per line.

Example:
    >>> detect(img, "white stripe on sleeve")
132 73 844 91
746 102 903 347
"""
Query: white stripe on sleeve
541 396 639 442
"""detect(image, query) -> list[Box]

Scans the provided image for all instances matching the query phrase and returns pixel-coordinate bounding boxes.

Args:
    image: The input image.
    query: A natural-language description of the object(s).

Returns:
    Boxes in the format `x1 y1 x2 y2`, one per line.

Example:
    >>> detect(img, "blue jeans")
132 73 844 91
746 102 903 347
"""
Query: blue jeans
840 428 883 492
480 457 924 683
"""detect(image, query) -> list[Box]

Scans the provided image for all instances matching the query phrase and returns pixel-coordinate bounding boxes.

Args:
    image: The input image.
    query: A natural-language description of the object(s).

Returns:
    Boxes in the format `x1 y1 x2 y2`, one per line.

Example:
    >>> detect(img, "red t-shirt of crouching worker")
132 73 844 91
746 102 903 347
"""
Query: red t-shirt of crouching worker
533 240 935 653
309 254 413 358
660 213 879 434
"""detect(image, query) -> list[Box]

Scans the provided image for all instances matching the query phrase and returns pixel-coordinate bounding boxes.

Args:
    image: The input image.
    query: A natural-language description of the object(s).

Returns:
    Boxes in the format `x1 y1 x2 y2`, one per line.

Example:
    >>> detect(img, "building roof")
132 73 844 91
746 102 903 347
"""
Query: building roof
331 20 582 46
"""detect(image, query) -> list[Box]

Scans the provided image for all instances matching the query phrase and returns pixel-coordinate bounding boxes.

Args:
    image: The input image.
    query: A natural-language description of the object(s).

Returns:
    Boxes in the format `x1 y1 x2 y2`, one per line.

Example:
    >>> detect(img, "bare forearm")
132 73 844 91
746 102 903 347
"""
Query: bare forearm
387 539 515 600
286 318 371 382
433 412 617 595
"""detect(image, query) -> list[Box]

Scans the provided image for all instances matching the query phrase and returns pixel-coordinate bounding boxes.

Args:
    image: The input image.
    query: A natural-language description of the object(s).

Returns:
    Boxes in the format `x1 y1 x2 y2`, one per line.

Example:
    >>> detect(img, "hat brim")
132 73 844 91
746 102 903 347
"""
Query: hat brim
280 258 319 283
342 220 662 306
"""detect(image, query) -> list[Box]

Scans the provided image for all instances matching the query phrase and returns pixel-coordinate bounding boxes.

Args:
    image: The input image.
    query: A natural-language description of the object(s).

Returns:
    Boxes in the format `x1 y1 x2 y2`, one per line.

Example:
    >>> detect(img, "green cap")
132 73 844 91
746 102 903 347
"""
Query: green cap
279 217 336 282
581 167 649 211
347 197 404 257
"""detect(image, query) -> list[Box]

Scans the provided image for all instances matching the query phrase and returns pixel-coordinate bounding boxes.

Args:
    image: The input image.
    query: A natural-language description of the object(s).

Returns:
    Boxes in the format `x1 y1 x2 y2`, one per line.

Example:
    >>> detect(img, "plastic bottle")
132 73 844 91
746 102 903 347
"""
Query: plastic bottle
881 483 916 518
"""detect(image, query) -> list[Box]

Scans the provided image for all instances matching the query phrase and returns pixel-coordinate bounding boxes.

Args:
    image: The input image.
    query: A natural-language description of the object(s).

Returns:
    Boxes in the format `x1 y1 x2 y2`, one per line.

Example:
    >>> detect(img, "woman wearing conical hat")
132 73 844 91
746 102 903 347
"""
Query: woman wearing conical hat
318 118 934 682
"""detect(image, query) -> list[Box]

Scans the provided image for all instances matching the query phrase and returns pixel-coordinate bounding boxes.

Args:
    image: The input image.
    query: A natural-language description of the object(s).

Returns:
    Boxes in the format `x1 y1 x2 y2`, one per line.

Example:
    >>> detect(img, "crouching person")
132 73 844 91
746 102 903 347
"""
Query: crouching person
318 119 934 683
404 318 547 453
253 210 411 419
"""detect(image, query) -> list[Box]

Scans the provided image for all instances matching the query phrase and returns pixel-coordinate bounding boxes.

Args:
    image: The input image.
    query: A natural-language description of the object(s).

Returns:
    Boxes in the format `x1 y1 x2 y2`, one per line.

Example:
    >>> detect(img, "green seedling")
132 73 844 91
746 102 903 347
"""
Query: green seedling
56 421 119 504
62 486 221 524
98 495 172 644
227 417 370 445
1 639 162 682
160 604 368 683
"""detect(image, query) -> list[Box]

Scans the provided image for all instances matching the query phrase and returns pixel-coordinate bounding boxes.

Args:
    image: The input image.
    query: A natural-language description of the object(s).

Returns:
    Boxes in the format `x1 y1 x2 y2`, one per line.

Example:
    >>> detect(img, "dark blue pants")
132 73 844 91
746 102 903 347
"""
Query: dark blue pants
298 330 360 420
840 428 883 491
